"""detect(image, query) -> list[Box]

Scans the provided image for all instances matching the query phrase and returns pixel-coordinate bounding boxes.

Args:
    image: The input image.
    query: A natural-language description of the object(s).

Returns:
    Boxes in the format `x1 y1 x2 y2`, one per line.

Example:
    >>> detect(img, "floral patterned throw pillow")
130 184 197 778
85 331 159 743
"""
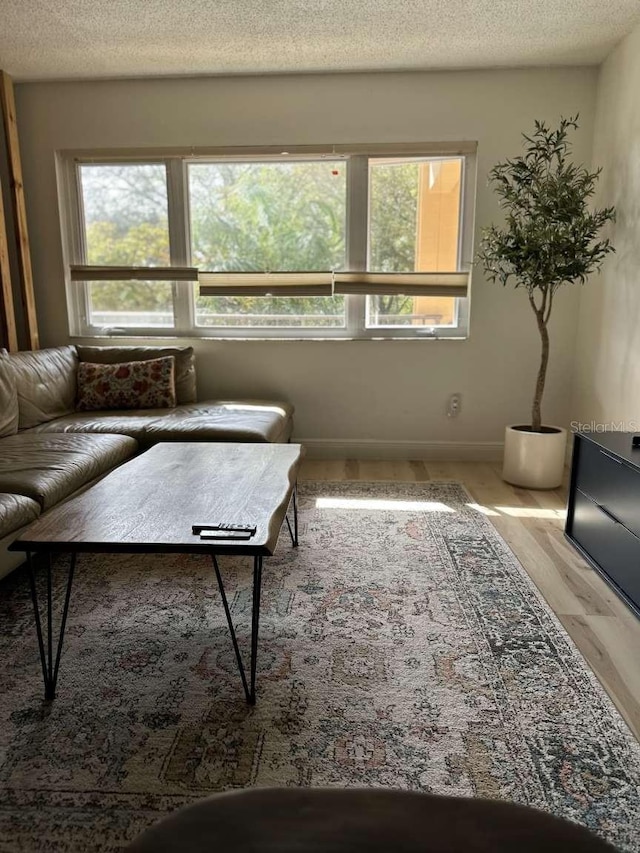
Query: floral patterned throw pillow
76 357 176 411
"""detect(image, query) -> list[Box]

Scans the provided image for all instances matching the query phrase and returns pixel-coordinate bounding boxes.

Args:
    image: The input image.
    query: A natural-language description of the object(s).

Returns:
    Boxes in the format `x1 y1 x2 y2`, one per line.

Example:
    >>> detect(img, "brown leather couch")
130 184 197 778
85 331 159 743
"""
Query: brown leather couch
125 787 616 853
0 344 293 578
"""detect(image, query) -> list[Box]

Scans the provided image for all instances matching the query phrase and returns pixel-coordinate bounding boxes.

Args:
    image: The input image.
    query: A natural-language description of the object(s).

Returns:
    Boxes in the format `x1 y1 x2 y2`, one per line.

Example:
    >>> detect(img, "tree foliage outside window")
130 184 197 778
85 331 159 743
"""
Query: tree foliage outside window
369 160 419 318
189 161 346 325
82 164 173 320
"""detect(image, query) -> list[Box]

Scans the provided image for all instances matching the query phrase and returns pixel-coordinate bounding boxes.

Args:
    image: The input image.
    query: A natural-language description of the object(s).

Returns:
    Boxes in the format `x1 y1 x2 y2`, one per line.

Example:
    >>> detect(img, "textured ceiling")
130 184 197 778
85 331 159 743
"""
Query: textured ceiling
1 0 639 81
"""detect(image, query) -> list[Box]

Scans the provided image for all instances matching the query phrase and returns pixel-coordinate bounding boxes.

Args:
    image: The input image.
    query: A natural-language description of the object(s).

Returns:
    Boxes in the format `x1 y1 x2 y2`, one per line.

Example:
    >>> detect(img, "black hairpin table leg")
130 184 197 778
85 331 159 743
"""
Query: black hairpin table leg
211 554 263 704
285 483 299 548
27 551 76 700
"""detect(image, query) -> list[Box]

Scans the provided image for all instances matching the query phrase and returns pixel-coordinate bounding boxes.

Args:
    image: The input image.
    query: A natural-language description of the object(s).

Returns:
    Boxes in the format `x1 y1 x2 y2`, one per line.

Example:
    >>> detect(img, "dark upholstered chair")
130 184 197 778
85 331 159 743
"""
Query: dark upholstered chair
125 787 616 852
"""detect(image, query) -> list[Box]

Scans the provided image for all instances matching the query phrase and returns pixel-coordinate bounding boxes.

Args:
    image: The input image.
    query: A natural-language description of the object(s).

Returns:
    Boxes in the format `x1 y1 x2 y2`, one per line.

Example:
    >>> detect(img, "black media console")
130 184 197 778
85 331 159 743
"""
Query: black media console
565 431 640 617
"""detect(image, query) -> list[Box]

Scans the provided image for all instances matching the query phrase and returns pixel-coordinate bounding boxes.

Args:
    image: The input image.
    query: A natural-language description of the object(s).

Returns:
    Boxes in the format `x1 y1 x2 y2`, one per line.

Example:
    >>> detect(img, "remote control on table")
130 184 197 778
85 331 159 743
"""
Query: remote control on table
192 523 257 535
199 529 255 540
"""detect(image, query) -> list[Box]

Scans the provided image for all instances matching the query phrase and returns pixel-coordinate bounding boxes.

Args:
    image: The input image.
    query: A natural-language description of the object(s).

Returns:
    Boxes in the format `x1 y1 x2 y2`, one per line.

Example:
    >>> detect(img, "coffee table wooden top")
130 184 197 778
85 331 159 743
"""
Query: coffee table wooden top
11 442 304 556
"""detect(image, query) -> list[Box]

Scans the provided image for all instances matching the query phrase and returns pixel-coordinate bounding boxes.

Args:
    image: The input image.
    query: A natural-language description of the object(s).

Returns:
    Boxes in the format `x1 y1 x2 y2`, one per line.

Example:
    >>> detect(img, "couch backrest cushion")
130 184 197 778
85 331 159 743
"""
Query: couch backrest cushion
0 351 19 437
76 345 197 405
9 346 78 430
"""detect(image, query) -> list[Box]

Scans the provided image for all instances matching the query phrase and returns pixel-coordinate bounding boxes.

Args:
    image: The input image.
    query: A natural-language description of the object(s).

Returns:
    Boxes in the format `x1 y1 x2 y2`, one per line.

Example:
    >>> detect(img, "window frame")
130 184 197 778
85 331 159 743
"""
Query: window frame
57 143 476 340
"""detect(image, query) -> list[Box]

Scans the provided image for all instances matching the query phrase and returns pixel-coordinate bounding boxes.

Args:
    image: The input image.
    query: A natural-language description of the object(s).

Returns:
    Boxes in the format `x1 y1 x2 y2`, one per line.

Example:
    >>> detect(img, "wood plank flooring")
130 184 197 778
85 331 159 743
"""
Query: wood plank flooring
298 459 640 741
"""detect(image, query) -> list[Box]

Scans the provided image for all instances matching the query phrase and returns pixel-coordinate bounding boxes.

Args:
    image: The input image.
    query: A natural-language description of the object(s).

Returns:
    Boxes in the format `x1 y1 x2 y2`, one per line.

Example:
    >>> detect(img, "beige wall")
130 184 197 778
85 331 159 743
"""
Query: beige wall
15 68 597 456
572 24 640 436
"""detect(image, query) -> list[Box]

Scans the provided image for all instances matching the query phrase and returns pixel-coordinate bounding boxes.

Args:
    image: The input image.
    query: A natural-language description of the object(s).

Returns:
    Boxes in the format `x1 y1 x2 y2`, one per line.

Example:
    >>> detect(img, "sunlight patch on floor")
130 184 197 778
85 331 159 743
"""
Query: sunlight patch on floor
466 502 500 517
494 506 566 520
466 502 566 520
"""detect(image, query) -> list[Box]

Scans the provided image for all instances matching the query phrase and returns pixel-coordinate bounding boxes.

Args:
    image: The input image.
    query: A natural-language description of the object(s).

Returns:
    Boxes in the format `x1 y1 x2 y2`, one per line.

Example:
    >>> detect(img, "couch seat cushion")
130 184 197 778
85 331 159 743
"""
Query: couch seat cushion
28 400 294 444
0 433 138 510
141 400 294 443
0 493 41 539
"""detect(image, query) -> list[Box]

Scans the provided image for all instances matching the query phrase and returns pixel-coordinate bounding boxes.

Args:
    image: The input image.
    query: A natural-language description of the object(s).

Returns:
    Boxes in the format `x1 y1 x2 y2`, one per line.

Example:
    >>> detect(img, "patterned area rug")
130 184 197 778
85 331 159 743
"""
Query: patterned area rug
0 480 639 852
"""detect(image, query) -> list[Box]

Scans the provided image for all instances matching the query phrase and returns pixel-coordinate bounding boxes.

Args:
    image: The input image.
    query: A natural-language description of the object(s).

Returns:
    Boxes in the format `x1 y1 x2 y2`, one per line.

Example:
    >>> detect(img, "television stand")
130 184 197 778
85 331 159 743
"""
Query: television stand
565 431 640 618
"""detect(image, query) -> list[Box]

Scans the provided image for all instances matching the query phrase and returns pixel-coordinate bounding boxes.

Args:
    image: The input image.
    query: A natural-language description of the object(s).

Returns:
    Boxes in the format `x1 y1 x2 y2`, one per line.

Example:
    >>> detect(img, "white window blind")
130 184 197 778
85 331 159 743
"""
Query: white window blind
70 265 198 281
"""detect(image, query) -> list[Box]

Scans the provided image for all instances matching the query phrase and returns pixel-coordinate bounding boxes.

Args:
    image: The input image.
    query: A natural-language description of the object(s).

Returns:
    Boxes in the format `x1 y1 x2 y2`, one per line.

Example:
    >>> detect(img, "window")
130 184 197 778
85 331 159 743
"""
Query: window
190 160 347 329
79 164 174 328
367 157 463 331
60 145 475 339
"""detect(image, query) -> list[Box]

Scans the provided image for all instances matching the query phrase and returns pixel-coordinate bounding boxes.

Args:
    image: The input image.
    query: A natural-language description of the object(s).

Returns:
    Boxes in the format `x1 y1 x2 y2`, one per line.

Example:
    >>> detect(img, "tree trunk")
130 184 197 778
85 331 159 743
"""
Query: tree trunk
531 311 549 432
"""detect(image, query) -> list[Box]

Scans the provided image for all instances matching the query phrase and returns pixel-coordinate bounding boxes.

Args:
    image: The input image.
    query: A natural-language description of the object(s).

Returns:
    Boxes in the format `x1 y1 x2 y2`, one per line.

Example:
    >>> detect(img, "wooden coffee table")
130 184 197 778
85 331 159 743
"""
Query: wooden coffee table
10 442 304 704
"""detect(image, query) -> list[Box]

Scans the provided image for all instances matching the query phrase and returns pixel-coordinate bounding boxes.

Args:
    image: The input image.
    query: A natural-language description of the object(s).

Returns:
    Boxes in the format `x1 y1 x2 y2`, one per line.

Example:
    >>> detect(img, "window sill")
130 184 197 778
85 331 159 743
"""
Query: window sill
72 332 468 343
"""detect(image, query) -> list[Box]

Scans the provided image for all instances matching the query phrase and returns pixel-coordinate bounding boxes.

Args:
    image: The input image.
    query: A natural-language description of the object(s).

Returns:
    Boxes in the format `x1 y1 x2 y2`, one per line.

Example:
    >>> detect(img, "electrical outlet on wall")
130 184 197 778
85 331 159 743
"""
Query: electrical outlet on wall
447 393 462 418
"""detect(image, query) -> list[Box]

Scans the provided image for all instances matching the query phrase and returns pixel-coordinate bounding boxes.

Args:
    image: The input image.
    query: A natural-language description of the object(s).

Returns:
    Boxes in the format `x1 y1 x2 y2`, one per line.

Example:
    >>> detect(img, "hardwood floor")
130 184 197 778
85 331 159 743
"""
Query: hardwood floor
298 458 640 741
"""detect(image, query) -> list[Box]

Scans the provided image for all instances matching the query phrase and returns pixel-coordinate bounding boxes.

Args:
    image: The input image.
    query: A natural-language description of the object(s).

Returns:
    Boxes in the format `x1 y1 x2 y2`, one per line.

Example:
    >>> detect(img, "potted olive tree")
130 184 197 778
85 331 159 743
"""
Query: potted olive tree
478 116 615 489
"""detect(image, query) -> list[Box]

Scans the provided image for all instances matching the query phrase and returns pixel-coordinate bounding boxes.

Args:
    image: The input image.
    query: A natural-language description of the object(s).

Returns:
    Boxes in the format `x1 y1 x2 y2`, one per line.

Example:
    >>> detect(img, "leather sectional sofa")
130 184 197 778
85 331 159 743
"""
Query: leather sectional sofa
0 344 293 579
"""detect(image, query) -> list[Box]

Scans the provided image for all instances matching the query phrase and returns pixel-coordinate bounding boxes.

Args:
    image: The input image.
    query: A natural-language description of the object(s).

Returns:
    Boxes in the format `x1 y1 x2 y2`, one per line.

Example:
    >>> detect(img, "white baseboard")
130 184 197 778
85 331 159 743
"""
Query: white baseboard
295 438 503 461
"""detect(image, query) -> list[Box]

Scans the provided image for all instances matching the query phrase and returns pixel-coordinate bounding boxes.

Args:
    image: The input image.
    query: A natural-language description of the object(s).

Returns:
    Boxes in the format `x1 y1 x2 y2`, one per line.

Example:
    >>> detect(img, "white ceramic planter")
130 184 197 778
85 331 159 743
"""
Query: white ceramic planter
502 424 567 489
